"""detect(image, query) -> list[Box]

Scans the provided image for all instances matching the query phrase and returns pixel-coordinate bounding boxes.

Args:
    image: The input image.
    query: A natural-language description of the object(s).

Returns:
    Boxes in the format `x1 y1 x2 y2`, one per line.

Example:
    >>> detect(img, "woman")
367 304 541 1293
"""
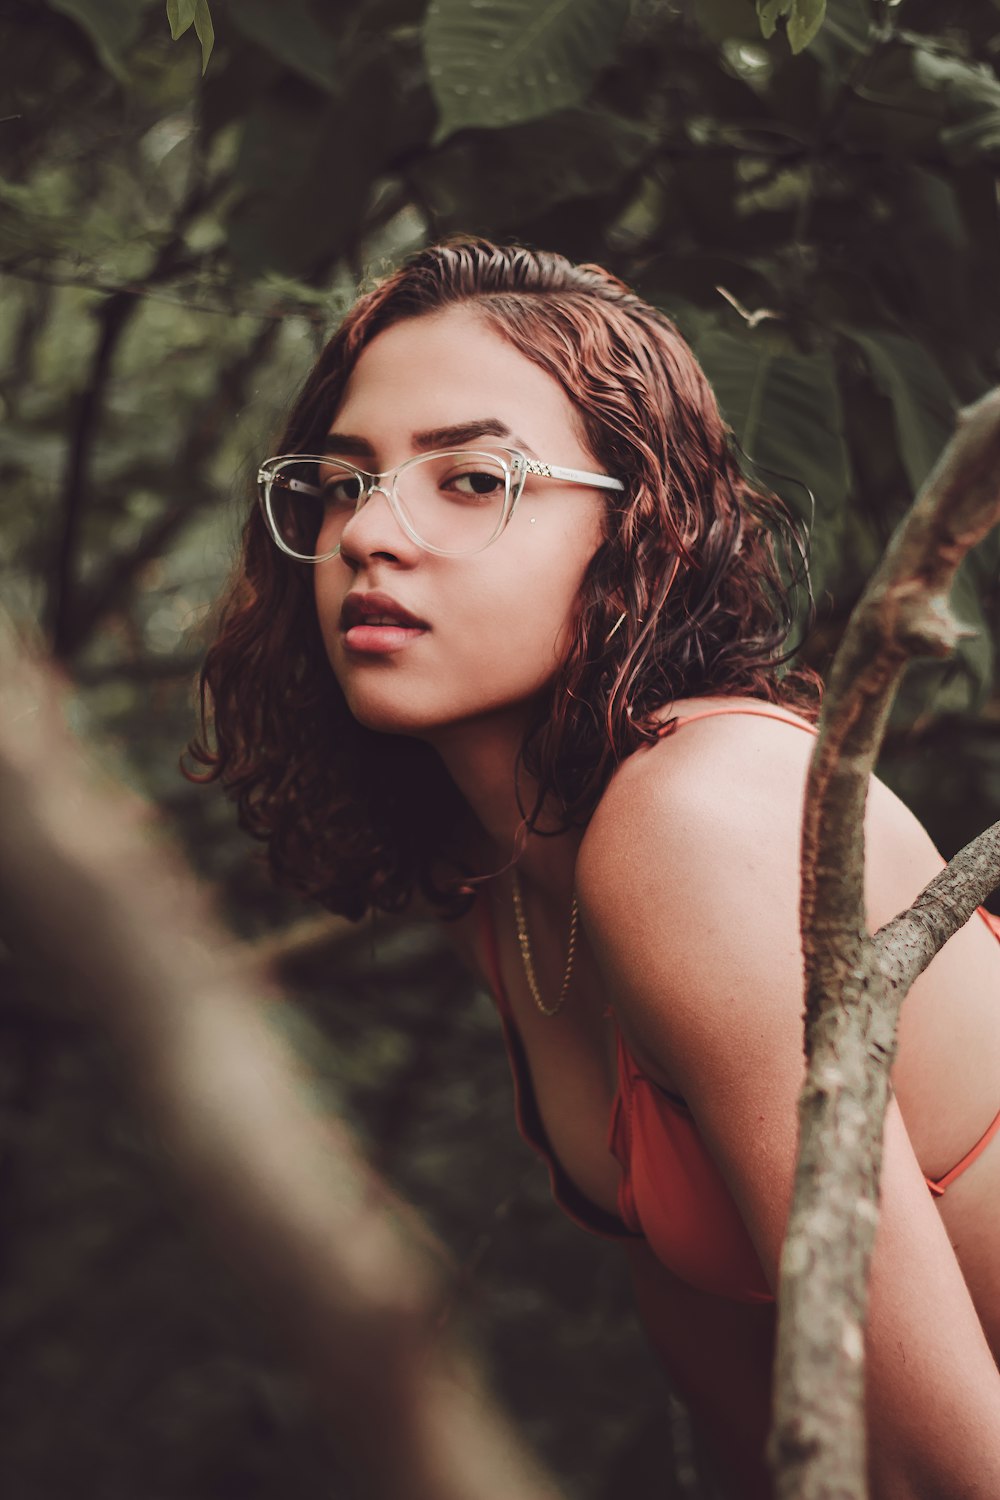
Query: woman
191 240 1000 1497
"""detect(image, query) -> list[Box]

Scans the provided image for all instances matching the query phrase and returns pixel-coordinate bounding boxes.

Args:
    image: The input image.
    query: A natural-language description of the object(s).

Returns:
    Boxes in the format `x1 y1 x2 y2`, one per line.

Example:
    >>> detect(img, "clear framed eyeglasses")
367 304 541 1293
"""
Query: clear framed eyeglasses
256 447 625 560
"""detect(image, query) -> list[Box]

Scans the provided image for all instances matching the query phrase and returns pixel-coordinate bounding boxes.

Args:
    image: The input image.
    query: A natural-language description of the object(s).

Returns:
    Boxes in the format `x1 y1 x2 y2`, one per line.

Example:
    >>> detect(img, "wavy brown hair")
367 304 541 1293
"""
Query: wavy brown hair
188 238 822 920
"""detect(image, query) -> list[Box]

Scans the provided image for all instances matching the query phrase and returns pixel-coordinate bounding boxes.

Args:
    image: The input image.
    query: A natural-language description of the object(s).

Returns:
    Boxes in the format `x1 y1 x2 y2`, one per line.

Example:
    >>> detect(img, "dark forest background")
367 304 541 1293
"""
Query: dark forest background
2 1 1000 1496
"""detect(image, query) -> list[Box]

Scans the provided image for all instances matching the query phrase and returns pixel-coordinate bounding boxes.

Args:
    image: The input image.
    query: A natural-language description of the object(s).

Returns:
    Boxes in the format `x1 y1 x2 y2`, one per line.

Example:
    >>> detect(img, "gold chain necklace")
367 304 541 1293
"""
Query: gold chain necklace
510 868 579 1018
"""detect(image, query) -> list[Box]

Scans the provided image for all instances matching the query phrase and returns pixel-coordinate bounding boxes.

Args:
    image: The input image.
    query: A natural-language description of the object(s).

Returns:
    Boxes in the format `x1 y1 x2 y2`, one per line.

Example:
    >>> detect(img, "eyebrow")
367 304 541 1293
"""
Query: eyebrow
322 418 538 460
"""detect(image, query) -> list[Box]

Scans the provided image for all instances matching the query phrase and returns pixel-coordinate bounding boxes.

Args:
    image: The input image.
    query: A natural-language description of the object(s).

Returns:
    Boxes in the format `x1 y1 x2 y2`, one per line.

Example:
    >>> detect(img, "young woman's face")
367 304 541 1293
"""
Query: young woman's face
313 304 609 739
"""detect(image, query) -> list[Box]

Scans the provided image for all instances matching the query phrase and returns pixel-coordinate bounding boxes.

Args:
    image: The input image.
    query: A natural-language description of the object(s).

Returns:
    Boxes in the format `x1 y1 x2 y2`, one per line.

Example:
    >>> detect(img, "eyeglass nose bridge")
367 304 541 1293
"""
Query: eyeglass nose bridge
359 478 392 507
341 477 415 547
343 476 392 518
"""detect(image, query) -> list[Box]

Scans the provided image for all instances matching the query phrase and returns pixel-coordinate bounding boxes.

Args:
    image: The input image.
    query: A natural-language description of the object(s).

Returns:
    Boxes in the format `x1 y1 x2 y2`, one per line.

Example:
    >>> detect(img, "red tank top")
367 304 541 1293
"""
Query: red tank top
479 701 1000 1304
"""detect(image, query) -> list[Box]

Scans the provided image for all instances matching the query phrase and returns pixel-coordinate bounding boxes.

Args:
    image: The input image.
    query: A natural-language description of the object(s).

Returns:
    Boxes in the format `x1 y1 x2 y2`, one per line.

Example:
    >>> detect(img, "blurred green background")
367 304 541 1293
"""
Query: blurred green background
2 1 999 1495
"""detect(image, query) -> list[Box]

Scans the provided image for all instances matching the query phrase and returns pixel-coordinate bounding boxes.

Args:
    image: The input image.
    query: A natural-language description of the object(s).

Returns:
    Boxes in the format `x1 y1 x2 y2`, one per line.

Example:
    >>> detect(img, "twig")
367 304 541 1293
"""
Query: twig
0 261 333 323
43 181 210 659
873 819 1000 994
45 287 137 657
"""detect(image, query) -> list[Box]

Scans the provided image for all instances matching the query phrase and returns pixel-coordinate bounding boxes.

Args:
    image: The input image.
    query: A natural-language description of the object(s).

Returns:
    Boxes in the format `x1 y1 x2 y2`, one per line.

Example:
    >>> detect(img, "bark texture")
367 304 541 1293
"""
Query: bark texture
769 389 1000 1498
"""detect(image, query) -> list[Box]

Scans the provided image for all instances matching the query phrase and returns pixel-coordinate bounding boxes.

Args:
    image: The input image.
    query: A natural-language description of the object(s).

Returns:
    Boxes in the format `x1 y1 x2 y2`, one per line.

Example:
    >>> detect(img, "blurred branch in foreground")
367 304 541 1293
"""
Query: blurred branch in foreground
0 622 565 1500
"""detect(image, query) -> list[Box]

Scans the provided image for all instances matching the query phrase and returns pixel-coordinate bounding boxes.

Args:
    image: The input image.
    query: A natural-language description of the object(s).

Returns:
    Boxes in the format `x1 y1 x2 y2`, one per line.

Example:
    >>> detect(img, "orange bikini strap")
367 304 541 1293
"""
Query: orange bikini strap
666 703 819 735
926 1106 1000 1196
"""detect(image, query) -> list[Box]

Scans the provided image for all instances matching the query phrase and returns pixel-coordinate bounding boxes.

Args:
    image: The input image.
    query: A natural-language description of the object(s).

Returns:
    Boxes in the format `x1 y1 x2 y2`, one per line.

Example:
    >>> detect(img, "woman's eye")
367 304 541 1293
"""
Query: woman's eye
321 475 362 508
446 469 505 500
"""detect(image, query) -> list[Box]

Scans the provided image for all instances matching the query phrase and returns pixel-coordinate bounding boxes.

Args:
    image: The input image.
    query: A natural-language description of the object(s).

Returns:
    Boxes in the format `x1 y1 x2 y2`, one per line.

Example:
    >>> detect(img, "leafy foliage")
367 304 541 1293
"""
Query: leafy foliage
693 326 850 597
841 328 957 494
48 0 144 78
423 0 631 141
757 0 828 54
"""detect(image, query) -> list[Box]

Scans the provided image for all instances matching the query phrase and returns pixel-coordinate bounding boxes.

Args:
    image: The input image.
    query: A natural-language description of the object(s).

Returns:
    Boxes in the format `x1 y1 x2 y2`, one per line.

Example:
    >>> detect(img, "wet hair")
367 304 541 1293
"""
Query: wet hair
187 238 822 920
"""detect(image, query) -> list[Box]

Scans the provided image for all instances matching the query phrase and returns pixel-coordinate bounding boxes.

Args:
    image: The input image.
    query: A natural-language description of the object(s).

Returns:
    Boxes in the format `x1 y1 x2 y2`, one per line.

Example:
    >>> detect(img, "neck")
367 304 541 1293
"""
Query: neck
423 707 583 900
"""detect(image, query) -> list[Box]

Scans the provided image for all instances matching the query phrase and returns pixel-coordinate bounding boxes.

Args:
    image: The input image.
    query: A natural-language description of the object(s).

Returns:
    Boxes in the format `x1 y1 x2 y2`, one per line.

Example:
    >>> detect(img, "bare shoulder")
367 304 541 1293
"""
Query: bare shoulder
577 694 945 943
576 700 804 1040
578 697 806 939
573 691 959 1111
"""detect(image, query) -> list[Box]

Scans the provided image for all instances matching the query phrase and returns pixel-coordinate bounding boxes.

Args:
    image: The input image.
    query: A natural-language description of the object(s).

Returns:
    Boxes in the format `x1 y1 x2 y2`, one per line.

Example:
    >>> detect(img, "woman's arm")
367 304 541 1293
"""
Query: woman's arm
576 717 1000 1499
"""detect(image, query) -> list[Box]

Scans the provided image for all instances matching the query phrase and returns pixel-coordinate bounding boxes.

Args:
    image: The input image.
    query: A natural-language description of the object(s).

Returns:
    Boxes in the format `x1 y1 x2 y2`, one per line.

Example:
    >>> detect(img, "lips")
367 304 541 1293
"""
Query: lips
340 591 429 631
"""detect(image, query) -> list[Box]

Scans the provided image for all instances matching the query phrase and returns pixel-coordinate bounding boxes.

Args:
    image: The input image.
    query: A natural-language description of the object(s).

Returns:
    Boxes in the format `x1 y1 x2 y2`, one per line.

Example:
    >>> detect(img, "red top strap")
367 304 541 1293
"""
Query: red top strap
665 701 819 735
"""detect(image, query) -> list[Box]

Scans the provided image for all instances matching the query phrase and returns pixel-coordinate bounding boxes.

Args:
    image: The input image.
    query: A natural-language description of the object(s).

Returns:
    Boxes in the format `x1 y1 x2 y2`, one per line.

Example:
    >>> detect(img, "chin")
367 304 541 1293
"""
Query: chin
337 679 514 741
334 676 442 737
340 694 421 737
330 646 550 740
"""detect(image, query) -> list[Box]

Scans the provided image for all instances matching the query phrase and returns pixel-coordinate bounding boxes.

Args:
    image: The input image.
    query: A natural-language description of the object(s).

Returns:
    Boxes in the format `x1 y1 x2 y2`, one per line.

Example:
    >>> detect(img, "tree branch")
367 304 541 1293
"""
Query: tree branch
0 261 334 324
770 387 1000 1499
65 320 279 652
42 163 214 660
45 286 137 658
0 626 565 1500
873 819 1000 993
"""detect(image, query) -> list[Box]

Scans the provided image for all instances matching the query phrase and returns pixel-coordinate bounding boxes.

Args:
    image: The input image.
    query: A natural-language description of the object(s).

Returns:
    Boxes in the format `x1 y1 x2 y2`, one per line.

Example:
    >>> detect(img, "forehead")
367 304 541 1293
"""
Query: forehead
331 305 588 453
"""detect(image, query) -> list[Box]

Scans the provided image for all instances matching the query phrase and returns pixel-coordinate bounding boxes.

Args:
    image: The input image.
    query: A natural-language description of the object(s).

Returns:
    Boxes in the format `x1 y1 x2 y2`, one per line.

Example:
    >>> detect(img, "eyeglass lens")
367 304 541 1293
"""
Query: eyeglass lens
263 451 513 558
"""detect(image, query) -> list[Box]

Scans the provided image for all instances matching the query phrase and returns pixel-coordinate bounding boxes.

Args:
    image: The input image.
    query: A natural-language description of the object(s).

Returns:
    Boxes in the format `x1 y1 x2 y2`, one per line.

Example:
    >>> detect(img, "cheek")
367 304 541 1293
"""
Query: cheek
312 565 355 692
469 544 595 681
313 561 345 647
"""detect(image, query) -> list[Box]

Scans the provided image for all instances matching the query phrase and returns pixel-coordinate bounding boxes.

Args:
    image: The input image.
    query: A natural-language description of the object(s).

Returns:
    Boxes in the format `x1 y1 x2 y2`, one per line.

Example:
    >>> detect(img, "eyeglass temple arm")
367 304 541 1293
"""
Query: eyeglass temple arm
521 459 624 493
260 460 623 496
260 470 322 496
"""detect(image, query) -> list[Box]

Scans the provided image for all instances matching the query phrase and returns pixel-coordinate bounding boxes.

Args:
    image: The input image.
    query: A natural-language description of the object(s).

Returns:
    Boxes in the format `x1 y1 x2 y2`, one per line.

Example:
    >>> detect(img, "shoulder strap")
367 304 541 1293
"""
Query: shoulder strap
666 702 819 736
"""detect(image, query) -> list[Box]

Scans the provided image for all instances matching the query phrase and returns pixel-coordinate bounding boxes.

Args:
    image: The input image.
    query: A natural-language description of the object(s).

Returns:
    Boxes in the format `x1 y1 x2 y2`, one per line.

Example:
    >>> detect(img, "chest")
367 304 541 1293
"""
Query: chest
460 889 780 1303
476 888 629 1218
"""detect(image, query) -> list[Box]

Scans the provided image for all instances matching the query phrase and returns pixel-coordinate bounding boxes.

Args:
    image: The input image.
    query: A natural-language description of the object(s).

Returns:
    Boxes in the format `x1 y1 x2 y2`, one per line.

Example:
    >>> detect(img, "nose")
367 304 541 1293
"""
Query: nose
336 482 420 567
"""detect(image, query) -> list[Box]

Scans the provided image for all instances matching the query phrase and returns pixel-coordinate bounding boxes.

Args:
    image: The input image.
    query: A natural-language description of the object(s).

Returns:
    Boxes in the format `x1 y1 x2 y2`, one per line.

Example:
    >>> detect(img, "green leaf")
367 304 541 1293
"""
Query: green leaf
423 0 630 144
410 107 651 233
229 0 341 93
226 45 432 275
194 0 214 73
884 168 972 354
841 329 957 494
756 0 791 41
786 0 826 53
692 328 850 598
756 0 827 51
166 0 198 41
46 0 144 80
